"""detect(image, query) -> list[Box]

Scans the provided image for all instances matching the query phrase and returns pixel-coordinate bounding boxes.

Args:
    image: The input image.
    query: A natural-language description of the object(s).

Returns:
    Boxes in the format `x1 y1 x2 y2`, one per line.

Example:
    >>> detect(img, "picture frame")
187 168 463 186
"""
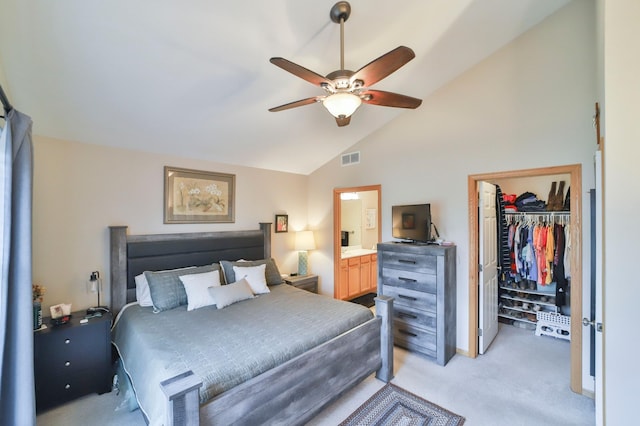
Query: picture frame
164 166 235 224
275 214 288 233
365 208 377 229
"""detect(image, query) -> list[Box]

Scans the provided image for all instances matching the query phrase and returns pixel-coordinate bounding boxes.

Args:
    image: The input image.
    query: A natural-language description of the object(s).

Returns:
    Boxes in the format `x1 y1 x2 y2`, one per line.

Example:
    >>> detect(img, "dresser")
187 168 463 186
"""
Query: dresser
377 242 456 366
34 311 112 412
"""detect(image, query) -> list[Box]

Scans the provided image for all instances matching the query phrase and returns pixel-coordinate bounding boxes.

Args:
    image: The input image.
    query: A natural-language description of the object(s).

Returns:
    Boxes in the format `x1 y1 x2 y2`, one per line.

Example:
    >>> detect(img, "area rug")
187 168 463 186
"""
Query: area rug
350 292 377 308
339 383 465 426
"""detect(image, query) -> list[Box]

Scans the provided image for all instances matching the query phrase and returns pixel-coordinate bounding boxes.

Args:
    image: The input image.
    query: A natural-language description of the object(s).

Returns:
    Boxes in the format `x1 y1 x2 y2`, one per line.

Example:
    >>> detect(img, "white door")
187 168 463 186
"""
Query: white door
594 150 604 425
478 181 499 354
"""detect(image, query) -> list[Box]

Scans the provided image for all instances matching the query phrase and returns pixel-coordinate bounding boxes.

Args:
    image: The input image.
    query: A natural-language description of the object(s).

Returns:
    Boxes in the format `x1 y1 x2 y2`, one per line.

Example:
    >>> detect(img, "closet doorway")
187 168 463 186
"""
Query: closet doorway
468 164 583 394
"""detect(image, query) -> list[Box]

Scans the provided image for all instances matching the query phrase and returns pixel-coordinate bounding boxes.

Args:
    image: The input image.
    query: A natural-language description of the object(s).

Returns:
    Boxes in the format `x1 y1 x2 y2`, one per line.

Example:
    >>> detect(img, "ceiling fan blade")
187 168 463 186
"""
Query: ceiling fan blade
351 46 415 87
270 57 332 87
269 97 322 112
335 116 351 127
361 90 422 109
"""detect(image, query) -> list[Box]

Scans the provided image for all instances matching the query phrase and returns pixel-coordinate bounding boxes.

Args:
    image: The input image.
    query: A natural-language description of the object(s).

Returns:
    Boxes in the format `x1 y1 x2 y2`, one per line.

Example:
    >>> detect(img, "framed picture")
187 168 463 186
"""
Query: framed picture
275 214 288 233
164 166 235 223
365 208 377 229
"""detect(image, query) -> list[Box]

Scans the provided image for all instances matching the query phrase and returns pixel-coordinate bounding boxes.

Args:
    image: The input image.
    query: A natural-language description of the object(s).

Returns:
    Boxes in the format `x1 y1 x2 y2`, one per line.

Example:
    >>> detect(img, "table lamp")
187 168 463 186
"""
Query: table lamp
295 230 316 276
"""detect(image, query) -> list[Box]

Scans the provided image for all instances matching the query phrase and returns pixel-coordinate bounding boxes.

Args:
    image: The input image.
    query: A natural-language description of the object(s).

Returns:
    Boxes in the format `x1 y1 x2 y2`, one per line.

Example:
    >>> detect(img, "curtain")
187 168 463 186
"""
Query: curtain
0 108 35 425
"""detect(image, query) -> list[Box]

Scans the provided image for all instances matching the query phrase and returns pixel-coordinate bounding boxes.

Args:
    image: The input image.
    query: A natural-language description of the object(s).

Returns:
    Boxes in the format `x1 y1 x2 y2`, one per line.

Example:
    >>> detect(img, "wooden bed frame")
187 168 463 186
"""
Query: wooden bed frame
109 223 393 426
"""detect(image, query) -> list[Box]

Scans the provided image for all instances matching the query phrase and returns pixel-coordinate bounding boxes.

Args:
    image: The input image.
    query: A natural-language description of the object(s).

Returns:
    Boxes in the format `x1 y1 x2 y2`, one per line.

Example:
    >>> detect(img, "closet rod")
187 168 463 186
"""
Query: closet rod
0 83 13 113
504 211 570 215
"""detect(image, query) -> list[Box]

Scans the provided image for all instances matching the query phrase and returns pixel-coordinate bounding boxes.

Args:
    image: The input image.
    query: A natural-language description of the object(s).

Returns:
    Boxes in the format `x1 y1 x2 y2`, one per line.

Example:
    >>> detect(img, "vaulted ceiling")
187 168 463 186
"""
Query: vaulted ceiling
0 0 569 174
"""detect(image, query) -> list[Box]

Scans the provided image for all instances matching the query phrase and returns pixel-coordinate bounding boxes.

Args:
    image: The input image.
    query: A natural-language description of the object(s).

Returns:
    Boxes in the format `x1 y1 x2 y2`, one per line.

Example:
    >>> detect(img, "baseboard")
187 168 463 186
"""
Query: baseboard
581 389 595 399
455 348 471 357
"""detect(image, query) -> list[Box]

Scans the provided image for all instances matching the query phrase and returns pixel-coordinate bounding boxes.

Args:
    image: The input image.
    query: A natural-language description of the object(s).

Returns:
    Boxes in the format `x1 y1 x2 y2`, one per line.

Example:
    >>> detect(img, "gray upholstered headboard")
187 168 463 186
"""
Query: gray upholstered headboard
109 223 272 315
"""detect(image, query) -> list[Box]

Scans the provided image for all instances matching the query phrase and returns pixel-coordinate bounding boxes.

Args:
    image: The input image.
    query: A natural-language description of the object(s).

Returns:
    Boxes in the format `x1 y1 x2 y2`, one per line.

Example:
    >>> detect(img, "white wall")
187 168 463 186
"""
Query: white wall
33 136 308 314
308 0 596 365
603 1 640 423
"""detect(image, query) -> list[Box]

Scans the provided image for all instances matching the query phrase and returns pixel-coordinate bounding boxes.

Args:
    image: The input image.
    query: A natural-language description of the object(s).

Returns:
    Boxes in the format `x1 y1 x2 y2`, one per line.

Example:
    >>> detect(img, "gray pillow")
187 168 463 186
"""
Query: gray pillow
145 264 220 312
220 258 283 285
209 278 255 309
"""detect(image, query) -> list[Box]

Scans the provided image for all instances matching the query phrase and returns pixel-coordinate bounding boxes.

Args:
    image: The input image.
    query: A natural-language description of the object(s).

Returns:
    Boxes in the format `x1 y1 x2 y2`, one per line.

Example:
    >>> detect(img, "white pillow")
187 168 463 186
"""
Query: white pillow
209 278 255 309
178 271 222 311
134 274 153 307
232 264 270 294
135 266 196 307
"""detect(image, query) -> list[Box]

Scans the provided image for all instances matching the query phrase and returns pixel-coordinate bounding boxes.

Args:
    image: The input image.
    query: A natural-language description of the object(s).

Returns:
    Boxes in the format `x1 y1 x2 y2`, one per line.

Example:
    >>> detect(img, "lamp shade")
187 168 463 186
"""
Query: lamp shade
322 92 362 118
295 230 316 251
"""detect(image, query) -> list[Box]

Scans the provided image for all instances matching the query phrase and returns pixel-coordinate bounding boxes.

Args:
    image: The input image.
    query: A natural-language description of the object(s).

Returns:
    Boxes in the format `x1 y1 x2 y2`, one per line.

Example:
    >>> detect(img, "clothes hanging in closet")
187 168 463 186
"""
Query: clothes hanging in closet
501 214 570 307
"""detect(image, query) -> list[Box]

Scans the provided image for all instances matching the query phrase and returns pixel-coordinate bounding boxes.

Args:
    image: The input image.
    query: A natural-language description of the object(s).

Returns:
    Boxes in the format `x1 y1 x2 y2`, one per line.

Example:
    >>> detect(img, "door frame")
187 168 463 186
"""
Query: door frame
468 164 583 393
333 185 382 299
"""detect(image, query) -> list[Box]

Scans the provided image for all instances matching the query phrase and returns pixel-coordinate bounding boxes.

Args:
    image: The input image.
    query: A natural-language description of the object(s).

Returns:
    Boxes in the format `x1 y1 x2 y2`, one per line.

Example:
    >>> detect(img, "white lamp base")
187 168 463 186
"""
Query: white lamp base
298 250 309 276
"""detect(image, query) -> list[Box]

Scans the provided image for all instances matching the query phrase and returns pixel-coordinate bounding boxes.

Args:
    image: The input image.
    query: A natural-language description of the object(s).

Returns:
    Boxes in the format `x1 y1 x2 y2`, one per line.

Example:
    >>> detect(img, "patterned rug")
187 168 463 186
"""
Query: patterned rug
339 384 465 426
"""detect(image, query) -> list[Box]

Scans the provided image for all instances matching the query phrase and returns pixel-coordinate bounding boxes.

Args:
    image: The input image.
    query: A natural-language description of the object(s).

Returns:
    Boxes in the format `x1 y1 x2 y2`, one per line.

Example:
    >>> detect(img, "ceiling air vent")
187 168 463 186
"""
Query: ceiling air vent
341 151 360 166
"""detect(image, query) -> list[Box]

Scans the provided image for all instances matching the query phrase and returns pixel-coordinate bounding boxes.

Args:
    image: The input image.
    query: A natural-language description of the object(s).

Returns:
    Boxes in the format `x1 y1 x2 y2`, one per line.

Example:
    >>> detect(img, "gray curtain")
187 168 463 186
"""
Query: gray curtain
0 108 35 425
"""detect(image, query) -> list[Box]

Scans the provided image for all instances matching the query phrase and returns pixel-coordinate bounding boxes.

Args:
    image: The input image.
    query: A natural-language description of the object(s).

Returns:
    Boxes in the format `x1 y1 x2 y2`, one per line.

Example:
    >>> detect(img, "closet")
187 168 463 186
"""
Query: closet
498 211 571 340
470 164 583 393
490 173 572 341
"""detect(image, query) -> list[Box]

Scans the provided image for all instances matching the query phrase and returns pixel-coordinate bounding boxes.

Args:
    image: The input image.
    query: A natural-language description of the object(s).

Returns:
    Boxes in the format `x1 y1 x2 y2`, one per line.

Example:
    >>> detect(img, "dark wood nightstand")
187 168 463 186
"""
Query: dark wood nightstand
285 274 318 293
34 310 112 412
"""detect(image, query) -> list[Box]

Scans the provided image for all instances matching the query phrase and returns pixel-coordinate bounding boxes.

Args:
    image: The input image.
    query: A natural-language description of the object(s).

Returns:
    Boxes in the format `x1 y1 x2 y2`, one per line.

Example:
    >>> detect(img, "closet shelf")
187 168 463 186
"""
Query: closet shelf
499 285 556 298
498 313 537 325
500 294 557 309
501 305 540 316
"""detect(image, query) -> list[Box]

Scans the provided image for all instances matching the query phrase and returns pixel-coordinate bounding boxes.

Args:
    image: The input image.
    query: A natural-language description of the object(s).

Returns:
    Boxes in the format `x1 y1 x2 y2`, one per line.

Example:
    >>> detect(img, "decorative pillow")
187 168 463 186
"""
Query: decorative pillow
232 264 270 294
179 271 222 311
134 274 154 307
209 278 254 309
135 266 196 307
220 259 283 286
145 264 219 312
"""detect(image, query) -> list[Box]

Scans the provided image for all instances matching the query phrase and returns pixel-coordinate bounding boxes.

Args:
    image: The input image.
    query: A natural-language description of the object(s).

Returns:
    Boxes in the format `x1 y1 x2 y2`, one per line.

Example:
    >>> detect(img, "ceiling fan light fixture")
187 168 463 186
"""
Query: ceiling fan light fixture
322 92 361 118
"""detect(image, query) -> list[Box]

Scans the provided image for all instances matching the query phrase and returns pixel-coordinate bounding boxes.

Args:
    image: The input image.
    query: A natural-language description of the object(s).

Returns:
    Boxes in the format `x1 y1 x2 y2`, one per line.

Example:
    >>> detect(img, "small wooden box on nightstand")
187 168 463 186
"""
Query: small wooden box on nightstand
34 310 112 412
284 274 318 293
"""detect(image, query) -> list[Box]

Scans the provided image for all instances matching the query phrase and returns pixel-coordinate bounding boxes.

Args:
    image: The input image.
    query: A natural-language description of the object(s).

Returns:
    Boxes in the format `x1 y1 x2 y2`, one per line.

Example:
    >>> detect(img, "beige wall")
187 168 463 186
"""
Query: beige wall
33 136 308 314
603 0 640 423
308 0 596 383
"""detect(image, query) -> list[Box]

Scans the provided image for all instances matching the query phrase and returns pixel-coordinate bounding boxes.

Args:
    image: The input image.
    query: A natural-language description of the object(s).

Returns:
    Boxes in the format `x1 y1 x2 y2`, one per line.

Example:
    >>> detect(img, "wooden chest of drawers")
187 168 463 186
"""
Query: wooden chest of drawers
34 311 112 412
377 242 456 366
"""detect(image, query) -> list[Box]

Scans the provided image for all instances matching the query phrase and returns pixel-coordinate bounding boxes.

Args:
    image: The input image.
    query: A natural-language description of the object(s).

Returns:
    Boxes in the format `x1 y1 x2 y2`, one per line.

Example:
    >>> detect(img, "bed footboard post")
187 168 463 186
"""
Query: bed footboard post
160 370 203 426
375 295 394 382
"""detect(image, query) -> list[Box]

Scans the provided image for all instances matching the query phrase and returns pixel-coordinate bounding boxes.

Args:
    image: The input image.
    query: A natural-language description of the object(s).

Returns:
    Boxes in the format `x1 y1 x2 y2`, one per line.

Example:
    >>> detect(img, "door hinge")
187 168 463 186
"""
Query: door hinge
478 328 483 337
478 264 483 272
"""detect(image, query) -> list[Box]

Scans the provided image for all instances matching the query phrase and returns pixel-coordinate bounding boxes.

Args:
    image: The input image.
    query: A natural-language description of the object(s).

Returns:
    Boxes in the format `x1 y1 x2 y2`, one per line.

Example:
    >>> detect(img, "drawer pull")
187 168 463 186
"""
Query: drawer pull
399 329 418 337
398 311 417 320
398 294 417 301
64 361 71 367
64 384 71 390
64 339 71 344
398 277 417 283
398 259 416 264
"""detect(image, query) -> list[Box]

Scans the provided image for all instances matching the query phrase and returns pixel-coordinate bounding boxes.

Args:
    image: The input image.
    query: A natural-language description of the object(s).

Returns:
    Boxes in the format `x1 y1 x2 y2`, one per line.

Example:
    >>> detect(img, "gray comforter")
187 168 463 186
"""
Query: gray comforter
112 284 373 425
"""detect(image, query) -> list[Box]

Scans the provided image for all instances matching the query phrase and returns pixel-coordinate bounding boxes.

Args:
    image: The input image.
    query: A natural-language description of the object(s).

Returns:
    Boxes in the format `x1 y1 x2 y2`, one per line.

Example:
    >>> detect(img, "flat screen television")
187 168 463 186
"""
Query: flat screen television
392 204 432 243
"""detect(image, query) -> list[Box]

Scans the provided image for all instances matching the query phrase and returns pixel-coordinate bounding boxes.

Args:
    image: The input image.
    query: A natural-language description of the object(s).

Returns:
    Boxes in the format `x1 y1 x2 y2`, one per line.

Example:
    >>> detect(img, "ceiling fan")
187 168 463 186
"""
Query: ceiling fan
269 1 422 127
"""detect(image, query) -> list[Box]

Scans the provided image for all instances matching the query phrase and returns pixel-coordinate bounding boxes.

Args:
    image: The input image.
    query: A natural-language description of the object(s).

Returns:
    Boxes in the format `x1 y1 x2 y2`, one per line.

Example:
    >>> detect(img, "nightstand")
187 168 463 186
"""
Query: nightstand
285 274 318 293
34 310 112 412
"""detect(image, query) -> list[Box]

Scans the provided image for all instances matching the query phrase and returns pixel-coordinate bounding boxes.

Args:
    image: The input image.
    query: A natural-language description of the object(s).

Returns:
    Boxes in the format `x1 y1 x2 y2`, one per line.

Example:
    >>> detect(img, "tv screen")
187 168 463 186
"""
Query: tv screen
392 204 432 242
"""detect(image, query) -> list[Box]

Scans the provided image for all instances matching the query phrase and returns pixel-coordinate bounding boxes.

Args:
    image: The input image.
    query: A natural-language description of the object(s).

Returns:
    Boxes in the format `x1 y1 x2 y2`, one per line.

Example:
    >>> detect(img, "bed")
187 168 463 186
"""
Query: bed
109 223 393 426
